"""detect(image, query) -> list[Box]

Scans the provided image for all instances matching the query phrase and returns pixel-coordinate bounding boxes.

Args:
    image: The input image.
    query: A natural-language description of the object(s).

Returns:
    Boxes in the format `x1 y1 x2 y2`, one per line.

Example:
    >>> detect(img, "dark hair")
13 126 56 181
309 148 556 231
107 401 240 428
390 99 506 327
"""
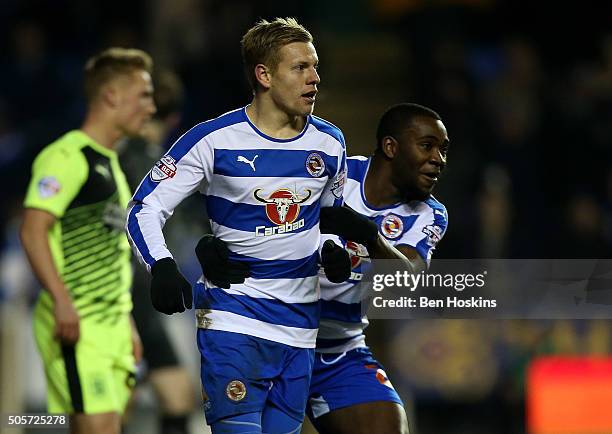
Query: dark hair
241 17 313 91
376 103 441 148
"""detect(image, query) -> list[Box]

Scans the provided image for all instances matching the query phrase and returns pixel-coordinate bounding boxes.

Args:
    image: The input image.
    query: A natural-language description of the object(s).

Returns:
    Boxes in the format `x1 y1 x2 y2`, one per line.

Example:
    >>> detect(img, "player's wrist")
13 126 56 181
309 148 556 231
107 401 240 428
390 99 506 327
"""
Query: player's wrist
349 217 378 249
362 221 379 248
151 257 178 277
49 285 73 303
149 256 192 314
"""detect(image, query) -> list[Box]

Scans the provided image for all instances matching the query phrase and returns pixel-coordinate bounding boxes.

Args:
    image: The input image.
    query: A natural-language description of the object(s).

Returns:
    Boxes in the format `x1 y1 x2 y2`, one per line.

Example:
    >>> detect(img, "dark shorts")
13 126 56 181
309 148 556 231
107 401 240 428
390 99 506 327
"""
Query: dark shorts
198 329 314 425
307 347 403 419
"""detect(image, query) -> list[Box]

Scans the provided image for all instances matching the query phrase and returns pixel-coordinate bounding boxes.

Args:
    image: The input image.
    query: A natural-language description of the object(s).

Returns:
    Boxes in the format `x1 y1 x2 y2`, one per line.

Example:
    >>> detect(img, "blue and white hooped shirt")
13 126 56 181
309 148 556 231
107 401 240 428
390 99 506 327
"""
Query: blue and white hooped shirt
127 107 347 349
316 156 448 353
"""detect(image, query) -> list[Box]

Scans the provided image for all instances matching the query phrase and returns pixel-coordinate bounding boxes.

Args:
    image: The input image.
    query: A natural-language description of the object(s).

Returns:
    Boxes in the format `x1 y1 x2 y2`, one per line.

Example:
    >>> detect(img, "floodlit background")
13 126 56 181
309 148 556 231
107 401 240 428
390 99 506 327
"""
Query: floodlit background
1 1 611 433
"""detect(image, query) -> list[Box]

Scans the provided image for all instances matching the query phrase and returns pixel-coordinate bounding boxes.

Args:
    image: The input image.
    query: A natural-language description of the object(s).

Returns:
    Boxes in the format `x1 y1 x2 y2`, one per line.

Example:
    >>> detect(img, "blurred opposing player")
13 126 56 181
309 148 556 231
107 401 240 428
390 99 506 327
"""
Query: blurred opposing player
310 103 450 434
121 69 195 434
20 48 155 434
126 18 349 434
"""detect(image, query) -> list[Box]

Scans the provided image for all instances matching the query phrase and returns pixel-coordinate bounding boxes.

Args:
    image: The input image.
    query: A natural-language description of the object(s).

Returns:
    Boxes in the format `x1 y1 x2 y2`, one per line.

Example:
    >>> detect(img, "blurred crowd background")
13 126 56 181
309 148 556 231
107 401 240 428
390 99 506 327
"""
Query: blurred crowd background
1 1 611 433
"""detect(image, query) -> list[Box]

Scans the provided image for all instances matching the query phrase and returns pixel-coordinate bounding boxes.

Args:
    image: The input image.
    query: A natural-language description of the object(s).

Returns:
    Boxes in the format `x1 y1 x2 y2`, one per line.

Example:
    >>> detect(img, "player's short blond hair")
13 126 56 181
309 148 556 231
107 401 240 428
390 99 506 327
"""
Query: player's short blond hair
241 17 313 91
84 47 153 103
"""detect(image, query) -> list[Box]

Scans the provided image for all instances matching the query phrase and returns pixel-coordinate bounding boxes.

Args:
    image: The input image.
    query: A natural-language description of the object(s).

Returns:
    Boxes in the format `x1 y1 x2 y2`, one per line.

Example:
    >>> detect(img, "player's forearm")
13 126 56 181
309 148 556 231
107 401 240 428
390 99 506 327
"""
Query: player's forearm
368 234 426 274
19 222 71 302
126 201 173 272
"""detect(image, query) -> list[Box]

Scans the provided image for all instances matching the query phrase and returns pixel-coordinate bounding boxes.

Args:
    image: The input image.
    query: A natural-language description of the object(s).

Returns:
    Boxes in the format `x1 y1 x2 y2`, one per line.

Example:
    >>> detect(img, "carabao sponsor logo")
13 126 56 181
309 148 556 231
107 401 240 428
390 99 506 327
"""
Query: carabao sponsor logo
253 188 311 236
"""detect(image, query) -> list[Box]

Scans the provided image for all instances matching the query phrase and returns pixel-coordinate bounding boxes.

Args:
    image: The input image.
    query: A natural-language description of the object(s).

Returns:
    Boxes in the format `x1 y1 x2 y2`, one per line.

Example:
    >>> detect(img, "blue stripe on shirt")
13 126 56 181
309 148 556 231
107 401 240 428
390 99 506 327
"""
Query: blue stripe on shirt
213 149 338 179
195 285 320 329
425 197 448 229
320 299 364 323
126 204 156 266
346 157 369 182
227 251 320 279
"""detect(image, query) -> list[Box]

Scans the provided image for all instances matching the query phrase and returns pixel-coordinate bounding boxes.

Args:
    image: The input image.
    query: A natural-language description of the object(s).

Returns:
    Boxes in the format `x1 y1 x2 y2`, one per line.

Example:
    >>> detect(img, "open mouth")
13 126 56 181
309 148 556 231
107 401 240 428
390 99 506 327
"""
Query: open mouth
421 172 439 183
302 90 317 102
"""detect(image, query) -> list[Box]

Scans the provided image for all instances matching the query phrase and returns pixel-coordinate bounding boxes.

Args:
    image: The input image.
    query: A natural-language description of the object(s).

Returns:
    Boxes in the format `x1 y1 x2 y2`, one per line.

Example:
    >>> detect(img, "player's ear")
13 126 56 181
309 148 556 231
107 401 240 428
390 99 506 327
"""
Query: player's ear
381 136 398 159
100 83 120 109
254 64 272 90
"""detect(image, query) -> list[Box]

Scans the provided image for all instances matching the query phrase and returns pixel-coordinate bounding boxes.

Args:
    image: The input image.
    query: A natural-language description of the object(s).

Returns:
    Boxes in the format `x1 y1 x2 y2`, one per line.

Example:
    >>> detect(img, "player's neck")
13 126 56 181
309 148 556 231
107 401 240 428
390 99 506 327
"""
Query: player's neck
364 155 403 207
246 98 306 139
80 111 122 150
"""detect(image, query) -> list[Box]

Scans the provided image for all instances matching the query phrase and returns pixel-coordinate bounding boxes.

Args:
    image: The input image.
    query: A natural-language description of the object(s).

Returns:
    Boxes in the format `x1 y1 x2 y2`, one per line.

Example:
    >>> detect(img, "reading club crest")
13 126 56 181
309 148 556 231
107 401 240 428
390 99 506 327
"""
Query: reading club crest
381 214 403 239
226 380 246 402
306 153 325 177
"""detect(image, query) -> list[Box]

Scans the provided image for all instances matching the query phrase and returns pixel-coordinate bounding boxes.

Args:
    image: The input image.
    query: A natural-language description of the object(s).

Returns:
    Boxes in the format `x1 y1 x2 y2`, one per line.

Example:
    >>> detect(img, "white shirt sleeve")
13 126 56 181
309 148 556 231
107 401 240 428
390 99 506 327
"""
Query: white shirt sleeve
319 140 347 208
395 204 448 266
126 125 214 271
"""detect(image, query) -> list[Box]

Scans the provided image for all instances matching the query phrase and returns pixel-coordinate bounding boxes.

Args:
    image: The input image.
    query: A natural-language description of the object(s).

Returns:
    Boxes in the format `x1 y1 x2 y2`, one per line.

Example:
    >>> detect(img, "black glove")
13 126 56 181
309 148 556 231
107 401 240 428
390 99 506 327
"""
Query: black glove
321 240 352 283
320 206 379 248
150 257 193 315
195 235 250 289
